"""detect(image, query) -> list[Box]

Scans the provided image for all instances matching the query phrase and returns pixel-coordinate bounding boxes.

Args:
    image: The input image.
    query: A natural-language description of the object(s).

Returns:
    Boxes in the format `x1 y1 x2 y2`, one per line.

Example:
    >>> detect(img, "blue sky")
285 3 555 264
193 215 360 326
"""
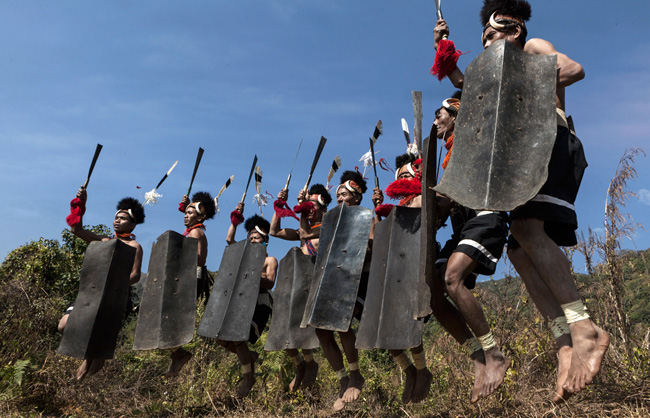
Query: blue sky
1 1 649 278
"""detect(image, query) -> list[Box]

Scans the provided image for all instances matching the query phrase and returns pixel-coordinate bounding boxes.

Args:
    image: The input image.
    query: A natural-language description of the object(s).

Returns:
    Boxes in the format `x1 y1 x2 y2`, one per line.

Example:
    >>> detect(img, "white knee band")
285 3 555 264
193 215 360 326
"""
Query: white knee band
561 300 590 324
412 350 427 370
477 332 496 351
336 368 348 380
348 361 359 371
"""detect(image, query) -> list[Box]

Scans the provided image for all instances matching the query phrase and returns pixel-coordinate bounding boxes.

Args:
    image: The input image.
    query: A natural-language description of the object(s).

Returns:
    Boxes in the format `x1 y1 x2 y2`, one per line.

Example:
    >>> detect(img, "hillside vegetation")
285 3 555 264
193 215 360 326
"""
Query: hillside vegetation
1 150 648 417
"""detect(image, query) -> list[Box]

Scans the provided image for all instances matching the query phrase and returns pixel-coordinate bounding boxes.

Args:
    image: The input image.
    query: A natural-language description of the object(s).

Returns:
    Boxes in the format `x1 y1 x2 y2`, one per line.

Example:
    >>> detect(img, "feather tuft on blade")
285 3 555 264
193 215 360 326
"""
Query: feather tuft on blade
144 189 162 205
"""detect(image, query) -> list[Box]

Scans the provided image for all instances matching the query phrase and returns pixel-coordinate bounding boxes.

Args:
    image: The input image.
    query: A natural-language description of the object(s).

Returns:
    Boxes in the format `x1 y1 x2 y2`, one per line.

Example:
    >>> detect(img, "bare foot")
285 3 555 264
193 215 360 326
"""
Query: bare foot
476 347 510 401
332 397 346 412
401 365 417 404
341 369 364 403
470 351 486 403
237 371 256 398
563 321 609 394
289 360 306 392
87 358 105 377
552 342 573 403
165 348 193 378
411 367 433 403
337 376 349 398
333 375 349 412
76 360 90 381
302 360 319 388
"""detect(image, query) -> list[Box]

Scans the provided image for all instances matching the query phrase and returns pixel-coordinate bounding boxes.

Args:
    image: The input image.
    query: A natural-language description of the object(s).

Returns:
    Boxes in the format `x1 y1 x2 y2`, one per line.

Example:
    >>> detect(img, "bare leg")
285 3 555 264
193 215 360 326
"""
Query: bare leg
58 313 69 333
234 342 255 398
510 219 609 394
285 348 305 392
445 252 510 401
431 269 485 401
410 344 433 403
508 246 573 402
339 329 364 403
301 349 318 387
389 349 416 404
76 360 90 381
315 328 348 399
166 347 192 378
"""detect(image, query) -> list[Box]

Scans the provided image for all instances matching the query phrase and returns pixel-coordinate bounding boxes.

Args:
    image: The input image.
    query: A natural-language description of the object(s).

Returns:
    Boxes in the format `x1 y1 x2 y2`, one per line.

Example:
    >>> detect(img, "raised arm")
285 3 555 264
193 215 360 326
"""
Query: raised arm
433 19 465 89
226 202 244 245
270 188 300 241
524 38 584 87
70 187 109 243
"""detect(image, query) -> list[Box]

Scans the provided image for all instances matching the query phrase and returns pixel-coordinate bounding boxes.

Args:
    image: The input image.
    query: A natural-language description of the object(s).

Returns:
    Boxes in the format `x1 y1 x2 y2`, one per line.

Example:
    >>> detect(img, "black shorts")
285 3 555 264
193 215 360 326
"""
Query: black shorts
436 211 508 277
509 125 587 248
197 267 214 303
249 292 273 344
353 271 370 321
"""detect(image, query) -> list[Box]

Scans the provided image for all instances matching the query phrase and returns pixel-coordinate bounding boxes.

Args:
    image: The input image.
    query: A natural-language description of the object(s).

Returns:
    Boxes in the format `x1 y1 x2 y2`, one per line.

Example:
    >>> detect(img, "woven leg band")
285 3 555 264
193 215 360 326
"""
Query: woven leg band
550 316 571 338
477 332 496 351
561 300 590 324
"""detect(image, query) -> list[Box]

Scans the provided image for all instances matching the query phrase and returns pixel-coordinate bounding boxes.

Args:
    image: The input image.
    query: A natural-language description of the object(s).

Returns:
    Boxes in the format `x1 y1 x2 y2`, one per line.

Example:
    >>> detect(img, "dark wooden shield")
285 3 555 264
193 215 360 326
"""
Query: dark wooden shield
197 240 265 342
300 204 373 332
133 230 198 350
57 239 135 359
264 248 319 351
356 206 423 349
435 39 557 211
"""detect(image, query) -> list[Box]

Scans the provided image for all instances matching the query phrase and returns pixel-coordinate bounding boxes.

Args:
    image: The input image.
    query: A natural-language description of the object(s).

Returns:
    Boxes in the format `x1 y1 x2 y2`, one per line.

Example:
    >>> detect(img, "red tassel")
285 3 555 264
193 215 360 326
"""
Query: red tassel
66 198 86 227
178 202 186 213
230 210 244 226
385 178 422 200
430 39 462 81
274 199 299 220
293 201 315 215
375 204 394 218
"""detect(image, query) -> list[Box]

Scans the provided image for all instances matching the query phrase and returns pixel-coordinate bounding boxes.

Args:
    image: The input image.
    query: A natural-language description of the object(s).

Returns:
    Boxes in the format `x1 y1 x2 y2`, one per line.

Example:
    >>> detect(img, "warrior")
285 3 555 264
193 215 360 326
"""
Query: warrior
220 206 277 398
266 184 332 391
433 0 609 401
164 191 216 377
367 153 433 404
306 170 375 411
58 187 144 380
432 93 512 402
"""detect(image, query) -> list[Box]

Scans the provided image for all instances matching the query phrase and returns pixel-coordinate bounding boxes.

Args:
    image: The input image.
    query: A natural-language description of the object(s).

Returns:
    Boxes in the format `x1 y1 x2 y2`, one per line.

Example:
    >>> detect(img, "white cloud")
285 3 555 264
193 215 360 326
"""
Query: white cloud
639 189 650 206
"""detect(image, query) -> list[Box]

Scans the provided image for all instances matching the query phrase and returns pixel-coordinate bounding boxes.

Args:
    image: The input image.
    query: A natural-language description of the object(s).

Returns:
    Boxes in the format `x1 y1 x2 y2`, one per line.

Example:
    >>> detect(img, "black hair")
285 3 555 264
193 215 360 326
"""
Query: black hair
435 90 463 118
480 0 530 46
339 170 367 194
395 153 417 171
191 191 216 220
116 197 145 224
309 183 332 207
244 215 270 241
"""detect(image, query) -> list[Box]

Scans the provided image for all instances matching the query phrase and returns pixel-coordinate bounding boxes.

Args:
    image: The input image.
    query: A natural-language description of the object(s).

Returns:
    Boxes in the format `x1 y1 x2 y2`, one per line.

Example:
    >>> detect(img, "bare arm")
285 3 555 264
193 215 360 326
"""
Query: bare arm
270 188 301 241
70 188 108 243
129 243 143 285
188 229 208 266
260 257 278 290
433 19 465 89
524 38 584 87
226 203 244 245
